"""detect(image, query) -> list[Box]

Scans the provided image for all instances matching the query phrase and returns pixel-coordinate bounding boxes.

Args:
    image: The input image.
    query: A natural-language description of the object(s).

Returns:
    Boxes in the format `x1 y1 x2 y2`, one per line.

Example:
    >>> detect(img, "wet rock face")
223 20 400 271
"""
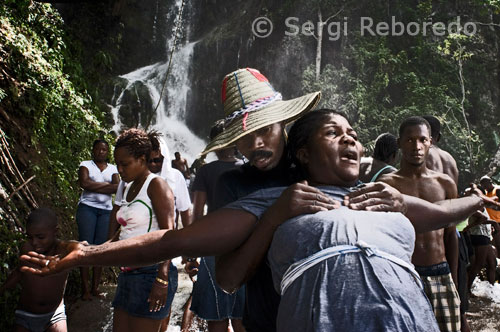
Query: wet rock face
58 0 318 139
115 81 156 129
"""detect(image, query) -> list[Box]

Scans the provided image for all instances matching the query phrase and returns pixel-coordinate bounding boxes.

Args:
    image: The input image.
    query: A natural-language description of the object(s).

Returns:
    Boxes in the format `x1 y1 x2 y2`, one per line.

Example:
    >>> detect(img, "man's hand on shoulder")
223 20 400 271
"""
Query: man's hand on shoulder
265 181 340 225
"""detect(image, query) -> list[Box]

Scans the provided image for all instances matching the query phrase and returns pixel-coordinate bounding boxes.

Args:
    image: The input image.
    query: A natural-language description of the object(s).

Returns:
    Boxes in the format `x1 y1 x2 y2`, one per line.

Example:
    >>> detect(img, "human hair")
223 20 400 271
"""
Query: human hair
398 116 431 138
288 109 348 174
373 133 398 163
210 119 225 140
92 139 109 149
422 115 441 141
27 207 57 228
115 128 153 160
147 130 162 152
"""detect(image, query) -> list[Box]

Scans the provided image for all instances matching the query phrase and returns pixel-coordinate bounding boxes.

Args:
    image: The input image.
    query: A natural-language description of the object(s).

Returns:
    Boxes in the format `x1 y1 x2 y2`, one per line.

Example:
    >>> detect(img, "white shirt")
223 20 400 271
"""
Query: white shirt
78 160 118 210
114 169 191 212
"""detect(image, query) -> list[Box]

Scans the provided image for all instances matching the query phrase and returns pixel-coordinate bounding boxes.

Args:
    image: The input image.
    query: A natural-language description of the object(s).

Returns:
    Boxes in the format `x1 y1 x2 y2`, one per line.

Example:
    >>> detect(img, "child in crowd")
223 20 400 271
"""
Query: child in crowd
0 208 72 332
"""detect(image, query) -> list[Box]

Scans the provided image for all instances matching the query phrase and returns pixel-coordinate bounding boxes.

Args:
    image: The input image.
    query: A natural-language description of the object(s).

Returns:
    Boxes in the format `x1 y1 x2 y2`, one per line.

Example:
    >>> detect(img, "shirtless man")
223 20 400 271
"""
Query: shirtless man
379 116 460 332
423 115 459 185
0 208 71 332
422 115 469 332
172 152 190 179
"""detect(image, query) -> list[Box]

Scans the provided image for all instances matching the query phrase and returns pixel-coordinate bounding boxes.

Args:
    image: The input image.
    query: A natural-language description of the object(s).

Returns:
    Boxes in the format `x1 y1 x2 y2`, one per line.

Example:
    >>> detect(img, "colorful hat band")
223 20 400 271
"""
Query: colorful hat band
224 92 283 126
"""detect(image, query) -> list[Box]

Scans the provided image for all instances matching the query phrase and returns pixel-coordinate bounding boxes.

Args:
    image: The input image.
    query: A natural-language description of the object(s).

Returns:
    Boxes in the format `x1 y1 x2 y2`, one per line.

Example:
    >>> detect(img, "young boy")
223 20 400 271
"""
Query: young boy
0 208 70 332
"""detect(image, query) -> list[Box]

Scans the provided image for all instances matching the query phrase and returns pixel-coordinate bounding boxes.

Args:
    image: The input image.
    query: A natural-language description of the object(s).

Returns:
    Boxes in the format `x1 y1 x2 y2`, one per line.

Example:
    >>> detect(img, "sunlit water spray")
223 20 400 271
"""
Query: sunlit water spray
109 0 210 164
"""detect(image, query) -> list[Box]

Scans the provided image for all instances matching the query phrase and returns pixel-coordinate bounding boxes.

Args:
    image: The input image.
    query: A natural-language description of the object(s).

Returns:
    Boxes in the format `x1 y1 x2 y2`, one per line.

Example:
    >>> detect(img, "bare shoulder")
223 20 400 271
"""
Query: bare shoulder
429 169 454 185
150 175 170 190
429 170 457 197
438 148 456 162
148 175 173 199
378 172 401 184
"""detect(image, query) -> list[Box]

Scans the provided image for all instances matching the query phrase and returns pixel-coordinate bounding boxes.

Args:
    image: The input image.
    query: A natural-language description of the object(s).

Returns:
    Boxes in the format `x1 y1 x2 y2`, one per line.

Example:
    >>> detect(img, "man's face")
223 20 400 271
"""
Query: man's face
148 150 164 174
235 123 285 171
398 124 431 167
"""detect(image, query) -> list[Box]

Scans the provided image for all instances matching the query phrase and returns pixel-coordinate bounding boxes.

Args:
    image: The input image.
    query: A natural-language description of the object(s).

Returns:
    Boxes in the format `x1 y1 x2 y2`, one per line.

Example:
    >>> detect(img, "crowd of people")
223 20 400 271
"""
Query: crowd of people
2 67 500 332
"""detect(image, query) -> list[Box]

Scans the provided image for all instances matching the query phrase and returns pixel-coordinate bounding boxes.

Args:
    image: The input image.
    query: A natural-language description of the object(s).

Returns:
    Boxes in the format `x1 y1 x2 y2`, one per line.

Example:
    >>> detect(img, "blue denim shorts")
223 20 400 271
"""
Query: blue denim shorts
190 256 245 320
76 203 111 245
112 264 178 319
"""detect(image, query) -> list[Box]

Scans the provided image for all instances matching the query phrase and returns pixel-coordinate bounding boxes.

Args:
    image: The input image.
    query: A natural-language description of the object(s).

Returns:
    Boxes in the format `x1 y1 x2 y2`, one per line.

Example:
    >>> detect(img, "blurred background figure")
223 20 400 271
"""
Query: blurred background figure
359 133 398 183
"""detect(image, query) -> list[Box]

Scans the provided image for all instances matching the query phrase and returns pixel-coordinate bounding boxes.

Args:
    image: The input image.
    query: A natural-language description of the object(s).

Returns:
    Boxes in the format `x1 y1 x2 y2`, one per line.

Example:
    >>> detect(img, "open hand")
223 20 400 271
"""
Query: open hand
20 241 86 275
468 183 500 209
345 182 407 213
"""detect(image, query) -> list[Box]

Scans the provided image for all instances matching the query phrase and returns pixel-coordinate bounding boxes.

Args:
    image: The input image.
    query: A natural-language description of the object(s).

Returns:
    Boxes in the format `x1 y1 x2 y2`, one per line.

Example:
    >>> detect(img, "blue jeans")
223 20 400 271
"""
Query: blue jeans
112 264 178 319
76 203 111 245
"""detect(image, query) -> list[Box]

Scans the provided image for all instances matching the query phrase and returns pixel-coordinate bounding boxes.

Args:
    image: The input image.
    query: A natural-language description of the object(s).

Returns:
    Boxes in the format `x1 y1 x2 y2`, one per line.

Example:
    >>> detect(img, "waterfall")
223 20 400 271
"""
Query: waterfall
109 0 209 164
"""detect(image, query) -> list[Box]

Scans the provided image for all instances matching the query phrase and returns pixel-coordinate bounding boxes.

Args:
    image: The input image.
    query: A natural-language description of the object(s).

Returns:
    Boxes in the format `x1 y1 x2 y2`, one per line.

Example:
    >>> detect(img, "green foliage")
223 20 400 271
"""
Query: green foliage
302 0 500 189
0 2 112 329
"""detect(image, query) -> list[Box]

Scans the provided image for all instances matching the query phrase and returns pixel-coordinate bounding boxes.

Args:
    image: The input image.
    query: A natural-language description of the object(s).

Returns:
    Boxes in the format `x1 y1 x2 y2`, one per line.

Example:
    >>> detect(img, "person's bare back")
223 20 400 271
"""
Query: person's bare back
426 145 459 185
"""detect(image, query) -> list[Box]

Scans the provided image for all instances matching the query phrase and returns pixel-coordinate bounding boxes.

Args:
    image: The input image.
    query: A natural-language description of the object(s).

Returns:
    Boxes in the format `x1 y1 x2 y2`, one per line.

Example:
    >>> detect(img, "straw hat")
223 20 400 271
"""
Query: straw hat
200 68 321 155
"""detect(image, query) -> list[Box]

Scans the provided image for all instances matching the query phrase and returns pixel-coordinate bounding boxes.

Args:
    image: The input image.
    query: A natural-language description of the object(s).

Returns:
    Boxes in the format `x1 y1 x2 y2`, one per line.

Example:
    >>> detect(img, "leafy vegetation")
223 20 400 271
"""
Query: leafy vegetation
302 0 500 188
0 1 112 329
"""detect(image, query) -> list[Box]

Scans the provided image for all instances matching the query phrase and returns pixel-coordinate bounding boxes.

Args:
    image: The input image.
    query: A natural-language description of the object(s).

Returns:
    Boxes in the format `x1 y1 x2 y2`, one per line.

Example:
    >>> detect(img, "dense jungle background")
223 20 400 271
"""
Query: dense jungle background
1 0 500 329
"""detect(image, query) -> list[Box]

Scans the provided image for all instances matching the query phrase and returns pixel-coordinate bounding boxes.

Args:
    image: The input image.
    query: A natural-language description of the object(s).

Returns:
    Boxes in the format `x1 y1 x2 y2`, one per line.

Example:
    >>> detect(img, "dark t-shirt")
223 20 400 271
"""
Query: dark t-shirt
214 158 295 332
192 160 241 213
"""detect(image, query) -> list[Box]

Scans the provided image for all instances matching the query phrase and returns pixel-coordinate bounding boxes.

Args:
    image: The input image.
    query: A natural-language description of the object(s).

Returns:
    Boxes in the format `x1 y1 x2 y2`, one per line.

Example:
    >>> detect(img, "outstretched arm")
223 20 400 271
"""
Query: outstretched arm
21 208 257 276
215 181 340 293
345 182 488 233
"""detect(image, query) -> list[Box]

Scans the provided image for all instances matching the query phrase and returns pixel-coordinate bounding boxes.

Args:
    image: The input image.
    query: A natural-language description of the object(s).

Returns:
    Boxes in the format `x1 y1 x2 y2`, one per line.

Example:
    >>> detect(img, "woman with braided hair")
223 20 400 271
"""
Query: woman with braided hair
110 128 177 332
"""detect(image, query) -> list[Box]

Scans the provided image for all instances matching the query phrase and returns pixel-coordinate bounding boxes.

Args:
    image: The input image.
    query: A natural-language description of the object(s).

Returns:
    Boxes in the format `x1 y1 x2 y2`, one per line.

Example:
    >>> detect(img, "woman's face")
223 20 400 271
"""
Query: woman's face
92 142 109 163
114 147 147 182
298 114 363 187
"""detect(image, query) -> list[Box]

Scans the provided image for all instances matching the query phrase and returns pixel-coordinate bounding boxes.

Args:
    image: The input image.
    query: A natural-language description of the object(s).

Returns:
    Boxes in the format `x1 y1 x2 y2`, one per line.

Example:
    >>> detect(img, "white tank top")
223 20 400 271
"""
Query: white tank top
116 173 160 240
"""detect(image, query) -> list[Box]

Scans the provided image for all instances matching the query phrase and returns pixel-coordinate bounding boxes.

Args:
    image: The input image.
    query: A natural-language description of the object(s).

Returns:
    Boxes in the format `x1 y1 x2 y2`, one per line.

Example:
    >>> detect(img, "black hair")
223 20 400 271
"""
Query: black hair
147 130 162 152
209 120 225 140
27 208 57 228
288 109 348 176
422 115 441 141
92 139 109 149
115 128 154 160
398 116 431 138
373 133 398 162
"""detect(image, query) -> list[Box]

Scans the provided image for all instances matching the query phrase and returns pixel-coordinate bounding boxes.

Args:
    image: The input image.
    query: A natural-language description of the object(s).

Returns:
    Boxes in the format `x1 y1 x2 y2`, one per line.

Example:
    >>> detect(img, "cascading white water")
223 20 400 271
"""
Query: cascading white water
109 0 210 164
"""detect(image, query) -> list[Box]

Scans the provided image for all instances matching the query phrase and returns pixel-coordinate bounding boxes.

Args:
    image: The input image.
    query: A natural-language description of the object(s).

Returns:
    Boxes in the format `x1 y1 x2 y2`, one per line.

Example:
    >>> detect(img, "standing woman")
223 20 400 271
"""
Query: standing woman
112 129 177 332
76 139 119 300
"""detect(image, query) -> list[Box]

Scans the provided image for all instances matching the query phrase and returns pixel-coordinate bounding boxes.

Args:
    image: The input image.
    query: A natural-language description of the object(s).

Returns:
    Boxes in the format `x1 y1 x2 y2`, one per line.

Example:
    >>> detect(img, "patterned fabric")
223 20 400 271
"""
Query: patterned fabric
419 272 461 332
224 93 282 125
